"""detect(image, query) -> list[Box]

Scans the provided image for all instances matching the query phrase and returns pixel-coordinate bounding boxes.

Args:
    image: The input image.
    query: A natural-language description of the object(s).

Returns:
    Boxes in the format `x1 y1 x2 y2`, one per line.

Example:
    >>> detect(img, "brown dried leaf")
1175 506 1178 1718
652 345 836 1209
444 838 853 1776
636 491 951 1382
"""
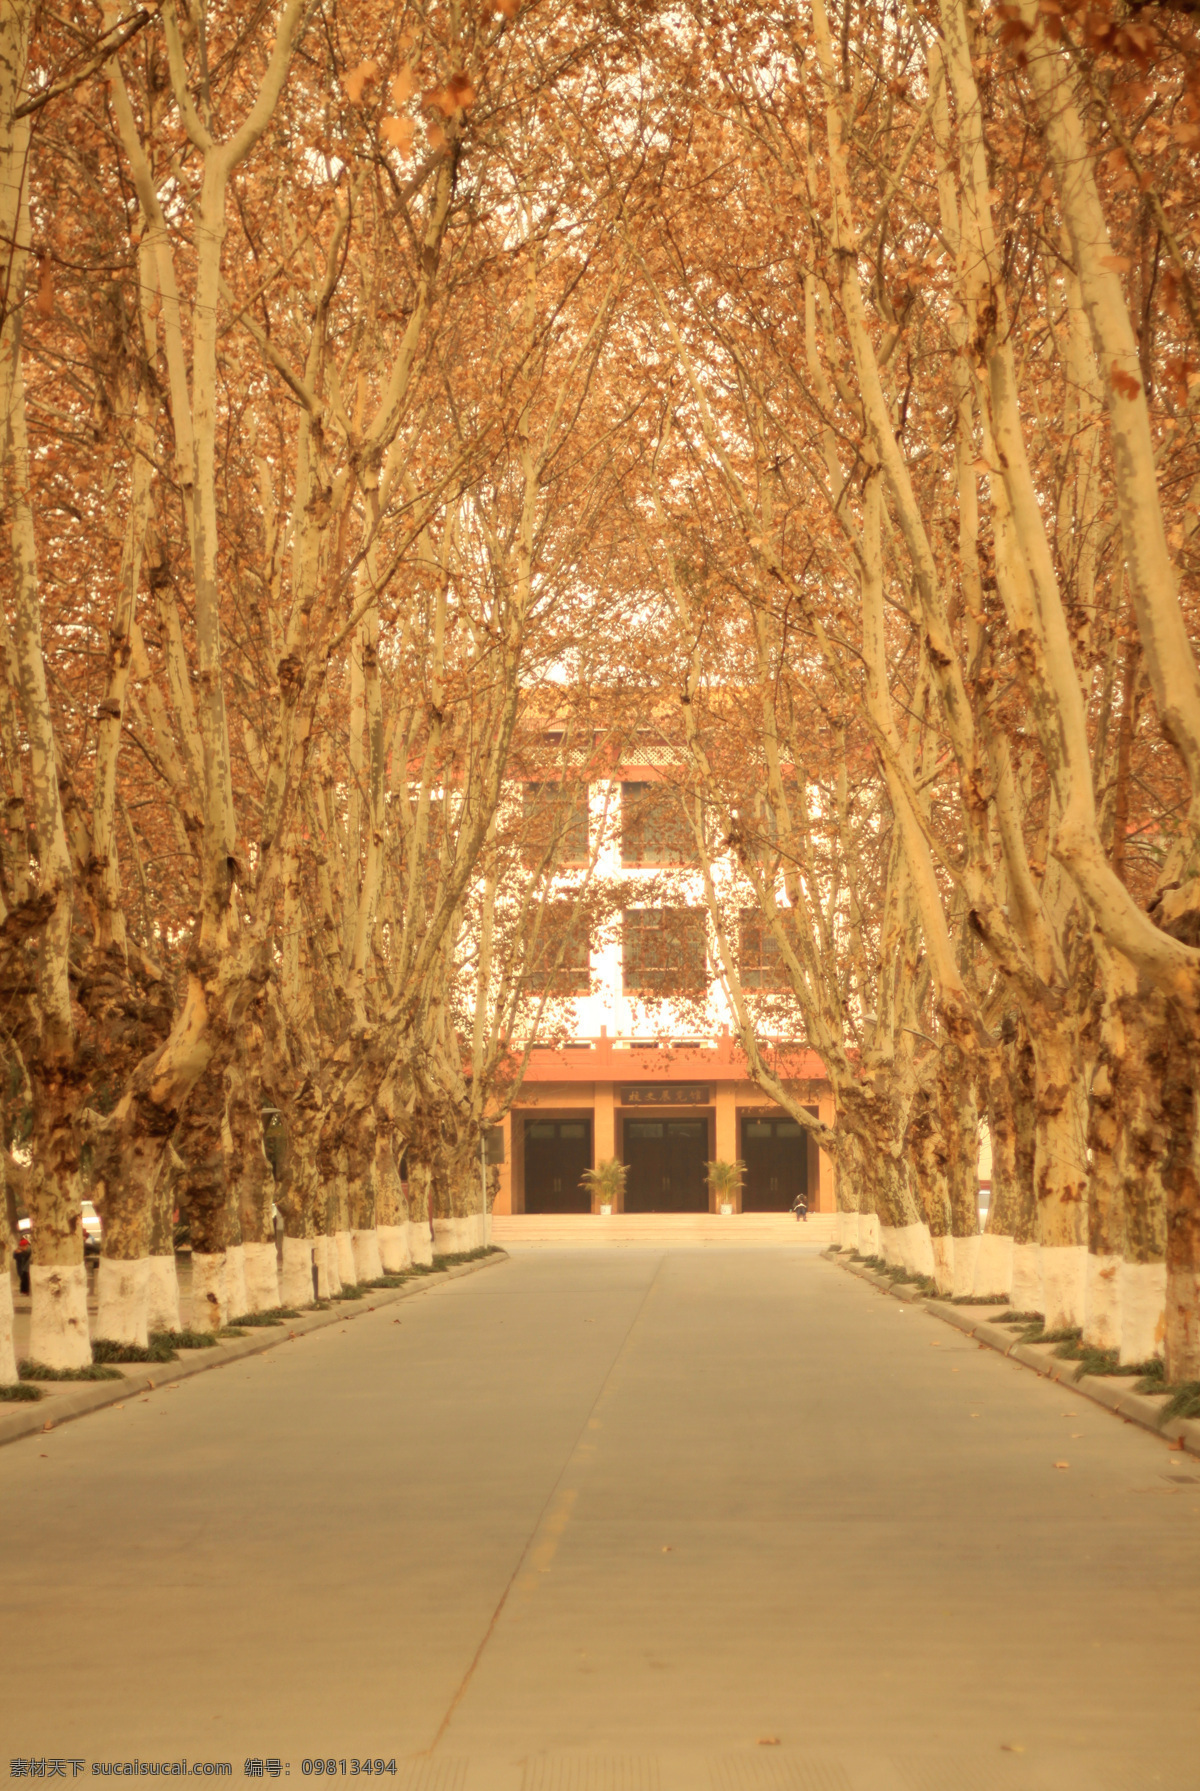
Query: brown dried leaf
381 115 414 153
392 66 416 106
343 60 380 104
1100 253 1132 272
1110 366 1142 401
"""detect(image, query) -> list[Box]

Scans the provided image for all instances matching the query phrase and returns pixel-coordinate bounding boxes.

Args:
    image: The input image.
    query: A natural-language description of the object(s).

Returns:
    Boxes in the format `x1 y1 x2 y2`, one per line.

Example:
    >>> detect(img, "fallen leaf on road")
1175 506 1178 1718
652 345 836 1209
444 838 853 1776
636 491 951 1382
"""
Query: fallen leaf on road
1168 1438 1186 1451
661 1545 673 1553
1070 1433 1084 1438
1001 1743 1025 1753
1054 1461 1070 1470
756 1737 780 1746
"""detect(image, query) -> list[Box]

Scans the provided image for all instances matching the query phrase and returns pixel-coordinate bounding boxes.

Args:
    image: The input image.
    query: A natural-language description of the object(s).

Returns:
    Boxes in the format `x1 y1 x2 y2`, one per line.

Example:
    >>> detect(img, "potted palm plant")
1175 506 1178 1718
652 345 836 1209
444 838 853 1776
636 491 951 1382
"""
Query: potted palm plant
707 1159 745 1215
581 1157 626 1216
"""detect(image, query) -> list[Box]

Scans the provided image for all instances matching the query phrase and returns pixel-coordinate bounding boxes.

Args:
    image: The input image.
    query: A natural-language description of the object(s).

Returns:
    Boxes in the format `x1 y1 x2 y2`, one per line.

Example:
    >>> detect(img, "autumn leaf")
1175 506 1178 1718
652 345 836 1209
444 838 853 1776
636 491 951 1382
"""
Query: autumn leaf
1100 253 1132 273
381 116 414 153
425 73 476 118
35 257 53 317
343 60 380 104
392 67 416 106
427 120 446 151
1110 365 1142 401
494 0 519 15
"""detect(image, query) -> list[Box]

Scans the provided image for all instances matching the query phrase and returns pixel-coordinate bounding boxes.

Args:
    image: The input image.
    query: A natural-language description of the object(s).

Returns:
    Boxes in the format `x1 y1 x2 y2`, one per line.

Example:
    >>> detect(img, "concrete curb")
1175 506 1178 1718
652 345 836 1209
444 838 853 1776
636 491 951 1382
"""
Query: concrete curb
0 1249 508 1451
822 1245 1200 1460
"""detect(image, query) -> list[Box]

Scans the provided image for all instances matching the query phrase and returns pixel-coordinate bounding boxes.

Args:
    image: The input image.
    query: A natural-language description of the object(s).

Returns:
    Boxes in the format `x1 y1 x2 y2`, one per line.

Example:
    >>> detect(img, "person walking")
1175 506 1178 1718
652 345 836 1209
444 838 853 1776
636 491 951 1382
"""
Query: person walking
791 1190 808 1223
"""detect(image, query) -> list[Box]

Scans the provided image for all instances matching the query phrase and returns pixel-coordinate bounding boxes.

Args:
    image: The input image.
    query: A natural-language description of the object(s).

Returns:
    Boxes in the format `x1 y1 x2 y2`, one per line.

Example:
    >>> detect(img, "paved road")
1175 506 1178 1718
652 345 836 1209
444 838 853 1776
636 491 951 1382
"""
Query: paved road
4 1249 1198 1791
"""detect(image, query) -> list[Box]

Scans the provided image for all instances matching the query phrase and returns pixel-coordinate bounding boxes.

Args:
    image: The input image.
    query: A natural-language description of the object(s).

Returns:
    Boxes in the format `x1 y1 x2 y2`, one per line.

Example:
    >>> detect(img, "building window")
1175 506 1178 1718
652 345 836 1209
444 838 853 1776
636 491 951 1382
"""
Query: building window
739 909 790 991
622 907 707 996
620 782 697 866
525 901 591 994
523 782 589 868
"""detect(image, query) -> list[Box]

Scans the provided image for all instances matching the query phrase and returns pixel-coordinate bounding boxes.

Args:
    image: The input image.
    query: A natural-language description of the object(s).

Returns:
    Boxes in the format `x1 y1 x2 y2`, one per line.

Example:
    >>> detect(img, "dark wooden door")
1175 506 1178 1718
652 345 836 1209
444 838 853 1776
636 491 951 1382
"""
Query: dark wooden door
741 1116 809 1211
624 1118 708 1212
523 1119 592 1213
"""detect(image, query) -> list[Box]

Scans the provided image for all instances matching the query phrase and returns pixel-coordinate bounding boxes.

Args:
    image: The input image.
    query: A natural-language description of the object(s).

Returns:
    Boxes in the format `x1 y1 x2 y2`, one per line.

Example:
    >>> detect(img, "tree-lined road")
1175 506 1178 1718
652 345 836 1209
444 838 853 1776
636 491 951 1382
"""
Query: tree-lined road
4 1249 1197 1790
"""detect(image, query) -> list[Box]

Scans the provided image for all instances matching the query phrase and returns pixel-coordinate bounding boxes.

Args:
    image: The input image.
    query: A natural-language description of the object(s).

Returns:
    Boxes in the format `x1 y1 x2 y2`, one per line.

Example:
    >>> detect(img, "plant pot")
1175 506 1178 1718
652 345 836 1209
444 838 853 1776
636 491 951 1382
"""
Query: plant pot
720 1203 733 1215
600 1204 612 1216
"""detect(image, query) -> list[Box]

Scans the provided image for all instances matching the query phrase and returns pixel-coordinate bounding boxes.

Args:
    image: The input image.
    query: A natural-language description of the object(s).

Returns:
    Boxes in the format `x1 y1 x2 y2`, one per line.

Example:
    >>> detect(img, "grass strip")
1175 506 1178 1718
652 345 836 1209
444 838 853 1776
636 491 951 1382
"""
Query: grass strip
151 1328 219 1350
92 1337 178 1364
226 1308 301 1327
20 1359 123 1382
0 1382 42 1401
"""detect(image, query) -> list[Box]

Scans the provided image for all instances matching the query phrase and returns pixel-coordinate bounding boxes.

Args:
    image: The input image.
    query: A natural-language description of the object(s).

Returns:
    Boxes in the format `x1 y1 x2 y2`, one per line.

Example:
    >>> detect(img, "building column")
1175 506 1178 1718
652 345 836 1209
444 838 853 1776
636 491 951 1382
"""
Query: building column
594 1083 620 1212
817 1092 836 1213
715 1083 739 1213
494 1114 513 1214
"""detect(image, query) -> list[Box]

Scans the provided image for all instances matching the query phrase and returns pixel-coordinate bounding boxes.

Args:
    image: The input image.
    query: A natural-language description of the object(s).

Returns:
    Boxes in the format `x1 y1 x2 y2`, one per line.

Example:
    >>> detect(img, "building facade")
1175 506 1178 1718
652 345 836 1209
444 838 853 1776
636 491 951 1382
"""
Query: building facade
492 760 835 1215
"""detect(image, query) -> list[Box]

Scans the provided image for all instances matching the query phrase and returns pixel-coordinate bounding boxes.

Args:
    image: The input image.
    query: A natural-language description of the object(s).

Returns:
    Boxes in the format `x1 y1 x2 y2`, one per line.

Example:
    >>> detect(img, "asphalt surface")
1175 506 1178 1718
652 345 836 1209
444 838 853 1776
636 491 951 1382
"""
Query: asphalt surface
3 1247 1197 1791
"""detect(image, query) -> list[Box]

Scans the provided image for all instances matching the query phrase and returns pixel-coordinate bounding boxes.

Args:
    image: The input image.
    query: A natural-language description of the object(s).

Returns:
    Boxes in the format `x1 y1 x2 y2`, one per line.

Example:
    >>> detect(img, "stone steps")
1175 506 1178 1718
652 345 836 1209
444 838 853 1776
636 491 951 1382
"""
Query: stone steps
491 1211 837 1247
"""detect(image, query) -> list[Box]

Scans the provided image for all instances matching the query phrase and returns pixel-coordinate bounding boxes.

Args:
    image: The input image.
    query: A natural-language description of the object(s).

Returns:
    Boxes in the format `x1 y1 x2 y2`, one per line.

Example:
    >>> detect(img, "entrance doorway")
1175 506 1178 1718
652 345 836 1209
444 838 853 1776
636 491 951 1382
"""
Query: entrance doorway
524 1118 592 1213
741 1115 810 1211
623 1117 708 1212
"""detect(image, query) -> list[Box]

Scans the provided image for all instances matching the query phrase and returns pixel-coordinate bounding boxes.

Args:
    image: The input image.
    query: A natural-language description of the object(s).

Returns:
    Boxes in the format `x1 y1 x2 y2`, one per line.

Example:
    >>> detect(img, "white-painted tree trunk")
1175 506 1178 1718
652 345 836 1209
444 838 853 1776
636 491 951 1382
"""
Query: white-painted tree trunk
335 1230 357 1287
838 1210 860 1252
279 1236 315 1309
1011 1242 1043 1312
320 1234 342 1298
973 1233 1013 1301
1041 1244 1087 1331
242 1241 280 1314
859 1212 880 1258
409 1219 433 1267
908 1222 934 1278
225 1243 247 1322
146 1255 181 1333
1084 1253 1122 1352
432 1217 458 1257
94 1257 149 1347
879 1224 899 1266
0 1272 17 1384
930 1234 954 1296
29 1264 91 1369
351 1229 383 1283
1119 1259 1166 1365
952 1234 980 1300
189 1252 227 1334
377 1224 411 1274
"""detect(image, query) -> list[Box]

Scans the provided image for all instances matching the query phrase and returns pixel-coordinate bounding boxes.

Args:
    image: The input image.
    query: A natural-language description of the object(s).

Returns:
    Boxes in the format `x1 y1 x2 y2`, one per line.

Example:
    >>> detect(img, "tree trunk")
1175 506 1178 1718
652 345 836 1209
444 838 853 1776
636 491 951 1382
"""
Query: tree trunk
975 1027 1025 1299
146 1154 181 1334
176 1066 228 1334
1084 942 1133 1349
374 1118 411 1273
944 1049 980 1298
346 1107 383 1282
26 1066 90 1368
1029 1012 1089 1327
226 1048 278 1313
0 1158 17 1384
407 1160 434 1267
906 1084 953 1294
1161 991 1200 1381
